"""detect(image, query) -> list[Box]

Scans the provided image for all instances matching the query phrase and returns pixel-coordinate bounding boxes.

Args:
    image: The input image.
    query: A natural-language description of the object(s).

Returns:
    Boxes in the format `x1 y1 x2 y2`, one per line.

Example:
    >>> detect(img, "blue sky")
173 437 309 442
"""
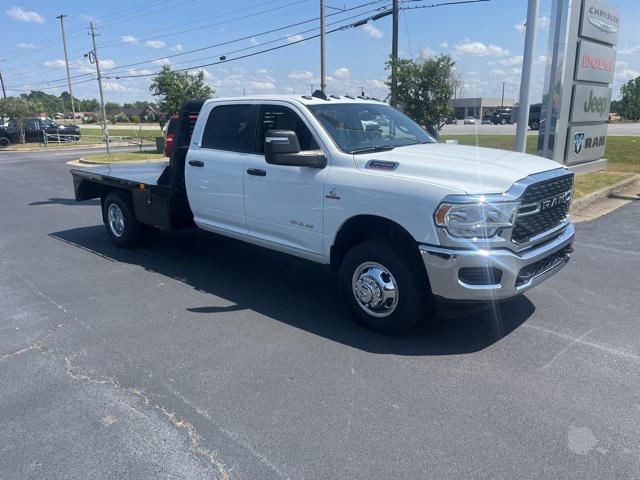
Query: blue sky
1 0 638 105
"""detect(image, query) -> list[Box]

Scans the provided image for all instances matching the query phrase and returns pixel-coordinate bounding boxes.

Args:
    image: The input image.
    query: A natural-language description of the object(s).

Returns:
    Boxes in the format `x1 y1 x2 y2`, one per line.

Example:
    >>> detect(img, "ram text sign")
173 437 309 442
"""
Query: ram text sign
570 84 613 123
566 123 608 164
580 0 620 45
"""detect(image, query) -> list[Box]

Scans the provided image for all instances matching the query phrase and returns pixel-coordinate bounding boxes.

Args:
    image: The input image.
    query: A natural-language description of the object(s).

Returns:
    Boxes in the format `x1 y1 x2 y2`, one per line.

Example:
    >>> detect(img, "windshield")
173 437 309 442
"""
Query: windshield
307 103 436 154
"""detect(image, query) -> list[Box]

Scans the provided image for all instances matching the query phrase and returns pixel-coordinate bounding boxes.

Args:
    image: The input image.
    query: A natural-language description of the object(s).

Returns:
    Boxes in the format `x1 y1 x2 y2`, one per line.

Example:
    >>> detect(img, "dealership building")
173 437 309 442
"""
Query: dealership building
450 97 516 119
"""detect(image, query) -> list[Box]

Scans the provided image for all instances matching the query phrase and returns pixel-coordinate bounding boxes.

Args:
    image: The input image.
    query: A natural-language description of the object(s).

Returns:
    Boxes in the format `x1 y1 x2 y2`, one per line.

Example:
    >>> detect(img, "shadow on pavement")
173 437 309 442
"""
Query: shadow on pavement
50 226 535 356
30 197 100 206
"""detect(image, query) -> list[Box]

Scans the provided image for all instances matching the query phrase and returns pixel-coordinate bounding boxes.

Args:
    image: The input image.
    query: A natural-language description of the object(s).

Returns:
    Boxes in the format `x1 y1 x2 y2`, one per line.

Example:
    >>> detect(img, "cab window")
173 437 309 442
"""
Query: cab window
255 105 318 153
201 104 255 153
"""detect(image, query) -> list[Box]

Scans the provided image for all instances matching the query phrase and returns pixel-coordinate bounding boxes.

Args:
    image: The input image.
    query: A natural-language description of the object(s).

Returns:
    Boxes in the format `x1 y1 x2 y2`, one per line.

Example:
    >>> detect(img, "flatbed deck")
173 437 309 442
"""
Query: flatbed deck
71 160 169 187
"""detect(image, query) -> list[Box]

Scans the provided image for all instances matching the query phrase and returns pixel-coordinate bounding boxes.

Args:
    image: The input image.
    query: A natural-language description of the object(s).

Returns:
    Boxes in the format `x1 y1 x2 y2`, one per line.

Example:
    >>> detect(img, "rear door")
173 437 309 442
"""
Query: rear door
185 103 257 236
243 103 328 259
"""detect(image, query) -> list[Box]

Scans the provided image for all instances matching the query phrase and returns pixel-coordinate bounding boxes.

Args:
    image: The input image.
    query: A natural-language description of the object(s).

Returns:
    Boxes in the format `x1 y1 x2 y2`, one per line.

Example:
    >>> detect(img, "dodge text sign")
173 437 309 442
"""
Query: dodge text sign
580 0 620 46
565 124 608 165
570 84 613 123
575 40 617 84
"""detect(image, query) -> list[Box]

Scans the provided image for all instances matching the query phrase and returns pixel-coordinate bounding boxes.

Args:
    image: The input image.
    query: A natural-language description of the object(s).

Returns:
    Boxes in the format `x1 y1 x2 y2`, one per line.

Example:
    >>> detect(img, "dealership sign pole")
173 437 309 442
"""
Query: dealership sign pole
538 0 619 173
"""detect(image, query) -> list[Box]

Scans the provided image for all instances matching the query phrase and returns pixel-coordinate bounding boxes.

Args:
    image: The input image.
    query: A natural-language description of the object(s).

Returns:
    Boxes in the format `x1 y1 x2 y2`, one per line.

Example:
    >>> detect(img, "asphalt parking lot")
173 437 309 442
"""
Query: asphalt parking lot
1 148 640 479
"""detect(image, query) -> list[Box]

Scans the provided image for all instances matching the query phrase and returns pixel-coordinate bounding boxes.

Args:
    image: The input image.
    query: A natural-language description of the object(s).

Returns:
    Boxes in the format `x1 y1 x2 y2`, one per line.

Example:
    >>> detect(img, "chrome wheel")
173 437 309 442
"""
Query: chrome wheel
107 203 125 237
352 262 399 318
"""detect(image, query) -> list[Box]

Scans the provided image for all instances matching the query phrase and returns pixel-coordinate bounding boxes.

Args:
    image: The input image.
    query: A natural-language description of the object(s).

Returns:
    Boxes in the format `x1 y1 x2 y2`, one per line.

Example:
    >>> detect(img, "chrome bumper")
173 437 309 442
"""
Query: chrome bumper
419 223 575 301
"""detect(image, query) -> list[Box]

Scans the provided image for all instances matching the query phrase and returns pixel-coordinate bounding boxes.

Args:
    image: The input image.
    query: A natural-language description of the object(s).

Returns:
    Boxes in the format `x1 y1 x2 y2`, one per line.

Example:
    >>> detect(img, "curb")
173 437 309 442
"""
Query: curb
571 174 640 216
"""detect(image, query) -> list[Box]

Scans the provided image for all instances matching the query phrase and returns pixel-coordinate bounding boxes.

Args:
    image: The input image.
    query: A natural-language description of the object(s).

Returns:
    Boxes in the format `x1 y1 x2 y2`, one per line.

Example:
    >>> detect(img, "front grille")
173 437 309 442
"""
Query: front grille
512 174 574 243
515 245 572 287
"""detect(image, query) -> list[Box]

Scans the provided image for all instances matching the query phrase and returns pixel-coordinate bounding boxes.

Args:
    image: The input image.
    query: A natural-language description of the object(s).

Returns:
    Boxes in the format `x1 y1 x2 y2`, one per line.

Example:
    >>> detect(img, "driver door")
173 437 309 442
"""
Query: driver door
243 103 328 259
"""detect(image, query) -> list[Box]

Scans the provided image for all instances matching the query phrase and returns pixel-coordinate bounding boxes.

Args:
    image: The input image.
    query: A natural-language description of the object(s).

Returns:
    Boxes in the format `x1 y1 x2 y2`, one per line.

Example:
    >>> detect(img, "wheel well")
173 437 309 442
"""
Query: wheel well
330 215 418 271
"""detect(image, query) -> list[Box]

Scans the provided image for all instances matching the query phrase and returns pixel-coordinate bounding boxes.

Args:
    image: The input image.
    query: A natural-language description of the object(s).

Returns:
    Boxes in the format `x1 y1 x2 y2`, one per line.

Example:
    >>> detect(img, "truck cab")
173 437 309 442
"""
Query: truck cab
72 95 575 334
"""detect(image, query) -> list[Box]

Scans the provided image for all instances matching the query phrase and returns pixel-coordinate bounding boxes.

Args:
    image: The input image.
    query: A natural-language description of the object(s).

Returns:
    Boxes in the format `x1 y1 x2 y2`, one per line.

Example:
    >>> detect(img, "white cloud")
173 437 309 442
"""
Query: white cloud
439 41 449 48
367 79 386 89
490 68 507 76
103 81 128 92
288 70 313 80
256 67 270 74
615 68 640 82
361 23 382 39
515 15 550 33
619 45 640 55
121 35 138 44
17 42 37 49
454 40 509 57
418 47 435 59
100 59 116 69
499 55 523 66
44 59 66 68
249 81 276 91
145 40 166 49
171 44 183 52
6 6 44 23
333 67 350 79
287 34 305 43
151 58 171 66
189 68 212 79
127 68 153 75
250 37 260 46
510 67 522 75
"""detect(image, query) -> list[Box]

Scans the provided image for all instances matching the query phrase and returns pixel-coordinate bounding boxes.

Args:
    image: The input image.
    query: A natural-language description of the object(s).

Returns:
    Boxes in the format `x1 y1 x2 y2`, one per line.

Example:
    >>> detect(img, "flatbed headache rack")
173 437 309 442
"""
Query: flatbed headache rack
71 98 205 232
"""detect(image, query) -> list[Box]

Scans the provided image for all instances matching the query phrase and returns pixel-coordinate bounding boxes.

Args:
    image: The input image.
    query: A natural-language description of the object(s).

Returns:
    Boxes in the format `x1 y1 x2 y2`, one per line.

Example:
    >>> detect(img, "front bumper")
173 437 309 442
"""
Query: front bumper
419 223 575 301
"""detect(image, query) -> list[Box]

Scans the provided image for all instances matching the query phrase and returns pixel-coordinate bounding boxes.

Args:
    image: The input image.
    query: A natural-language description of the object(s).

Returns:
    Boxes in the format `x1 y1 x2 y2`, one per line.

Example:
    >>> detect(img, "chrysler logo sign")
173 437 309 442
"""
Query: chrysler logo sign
588 17 618 34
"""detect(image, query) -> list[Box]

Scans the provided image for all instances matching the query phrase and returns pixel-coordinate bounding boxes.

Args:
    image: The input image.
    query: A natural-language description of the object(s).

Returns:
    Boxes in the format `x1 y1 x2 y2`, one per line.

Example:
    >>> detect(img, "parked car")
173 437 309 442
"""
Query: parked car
23 117 81 143
464 116 476 125
491 108 514 125
529 104 542 130
0 118 20 148
481 115 492 125
443 117 456 125
71 95 575 334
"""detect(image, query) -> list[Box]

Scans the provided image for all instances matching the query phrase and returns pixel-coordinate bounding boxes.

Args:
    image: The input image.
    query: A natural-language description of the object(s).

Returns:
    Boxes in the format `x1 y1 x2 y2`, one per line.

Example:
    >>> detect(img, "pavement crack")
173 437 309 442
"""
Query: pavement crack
0 320 64 362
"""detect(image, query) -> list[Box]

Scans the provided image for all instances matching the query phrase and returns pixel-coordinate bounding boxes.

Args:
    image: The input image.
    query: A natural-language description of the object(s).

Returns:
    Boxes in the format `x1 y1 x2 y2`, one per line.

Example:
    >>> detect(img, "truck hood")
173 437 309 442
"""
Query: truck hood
353 143 565 194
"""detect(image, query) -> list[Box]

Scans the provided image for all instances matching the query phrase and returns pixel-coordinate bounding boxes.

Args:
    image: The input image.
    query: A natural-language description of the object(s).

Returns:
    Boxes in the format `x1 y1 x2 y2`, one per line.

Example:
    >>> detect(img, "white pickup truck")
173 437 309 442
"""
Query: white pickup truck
71 94 575 333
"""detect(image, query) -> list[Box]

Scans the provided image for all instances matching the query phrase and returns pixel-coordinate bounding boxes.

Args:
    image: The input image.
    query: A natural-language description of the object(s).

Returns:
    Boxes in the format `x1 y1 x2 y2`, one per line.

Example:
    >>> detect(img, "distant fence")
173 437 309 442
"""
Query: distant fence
42 132 158 151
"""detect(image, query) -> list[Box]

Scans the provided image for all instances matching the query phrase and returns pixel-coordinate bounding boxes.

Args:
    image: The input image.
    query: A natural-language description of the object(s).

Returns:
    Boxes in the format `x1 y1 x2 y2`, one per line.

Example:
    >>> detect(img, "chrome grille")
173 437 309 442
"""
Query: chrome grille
512 174 574 243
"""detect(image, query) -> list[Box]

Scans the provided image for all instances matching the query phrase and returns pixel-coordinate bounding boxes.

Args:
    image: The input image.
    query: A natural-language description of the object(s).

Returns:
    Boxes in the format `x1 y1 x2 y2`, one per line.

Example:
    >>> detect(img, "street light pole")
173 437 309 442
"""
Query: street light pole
56 14 76 121
89 21 110 155
320 0 326 94
515 0 539 152
390 0 399 108
501 81 505 108
0 70 6 99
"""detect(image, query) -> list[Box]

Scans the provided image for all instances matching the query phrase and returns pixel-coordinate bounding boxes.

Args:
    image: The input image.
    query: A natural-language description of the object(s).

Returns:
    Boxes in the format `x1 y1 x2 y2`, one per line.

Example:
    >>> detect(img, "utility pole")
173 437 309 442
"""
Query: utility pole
0 71 6 99
515 0 538 152
390 0 399 108
56 14 76 121
501 82 505 108
88 21 110 154
320 0 326 94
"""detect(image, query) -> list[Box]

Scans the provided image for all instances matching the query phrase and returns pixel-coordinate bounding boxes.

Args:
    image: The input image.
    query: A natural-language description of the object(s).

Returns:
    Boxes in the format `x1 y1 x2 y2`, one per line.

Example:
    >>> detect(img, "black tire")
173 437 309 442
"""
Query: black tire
0 137 10 148
102 192 144 248
500 118 507 125
530 120 539 131
339 239 432 334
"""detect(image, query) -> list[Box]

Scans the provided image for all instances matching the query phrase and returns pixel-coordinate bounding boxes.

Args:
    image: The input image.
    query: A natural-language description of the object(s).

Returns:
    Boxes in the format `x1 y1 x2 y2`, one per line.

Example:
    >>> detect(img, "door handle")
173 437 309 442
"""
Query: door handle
188 160 204 167
247 168 267 177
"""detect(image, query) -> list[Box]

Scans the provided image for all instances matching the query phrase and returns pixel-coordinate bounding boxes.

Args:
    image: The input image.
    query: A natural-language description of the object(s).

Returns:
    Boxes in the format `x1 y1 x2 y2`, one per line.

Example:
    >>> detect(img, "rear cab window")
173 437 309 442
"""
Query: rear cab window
201 104 255 153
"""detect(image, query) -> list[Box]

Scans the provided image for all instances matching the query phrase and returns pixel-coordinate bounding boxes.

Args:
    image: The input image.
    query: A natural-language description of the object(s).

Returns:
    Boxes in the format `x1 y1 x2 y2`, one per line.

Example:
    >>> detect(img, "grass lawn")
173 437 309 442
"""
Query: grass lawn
440 134 640 197
80 127 161 142
82 151 166 163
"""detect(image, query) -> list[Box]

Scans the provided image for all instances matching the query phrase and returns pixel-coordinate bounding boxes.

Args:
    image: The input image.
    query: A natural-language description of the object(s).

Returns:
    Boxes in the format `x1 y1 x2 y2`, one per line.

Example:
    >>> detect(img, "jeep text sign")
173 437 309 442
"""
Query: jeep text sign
570 84 613 123
565 123 608 165
575 40 617 84
580 0 620 45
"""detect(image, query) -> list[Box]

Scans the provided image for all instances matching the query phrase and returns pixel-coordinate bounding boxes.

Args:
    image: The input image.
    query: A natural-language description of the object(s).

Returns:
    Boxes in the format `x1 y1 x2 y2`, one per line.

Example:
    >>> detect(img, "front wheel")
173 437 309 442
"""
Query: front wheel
339 239 431 334
0 137 10 148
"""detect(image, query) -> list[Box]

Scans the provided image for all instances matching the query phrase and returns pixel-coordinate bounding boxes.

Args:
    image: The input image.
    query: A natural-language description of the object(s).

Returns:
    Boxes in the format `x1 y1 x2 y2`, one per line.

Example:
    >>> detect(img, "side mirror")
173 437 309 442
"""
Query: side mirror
264 129 326 169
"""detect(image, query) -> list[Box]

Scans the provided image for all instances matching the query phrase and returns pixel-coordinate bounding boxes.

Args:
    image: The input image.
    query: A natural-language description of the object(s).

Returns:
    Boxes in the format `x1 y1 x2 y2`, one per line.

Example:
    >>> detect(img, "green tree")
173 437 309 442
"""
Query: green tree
619 77 640 120
149 66 213 116
0 97 45 142
385 54 456 127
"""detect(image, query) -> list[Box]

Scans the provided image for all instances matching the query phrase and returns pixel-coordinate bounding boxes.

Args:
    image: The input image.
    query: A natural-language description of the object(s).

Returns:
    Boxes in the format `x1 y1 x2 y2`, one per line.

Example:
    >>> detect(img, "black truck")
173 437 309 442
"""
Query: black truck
24 117 81 143
0 118 20 148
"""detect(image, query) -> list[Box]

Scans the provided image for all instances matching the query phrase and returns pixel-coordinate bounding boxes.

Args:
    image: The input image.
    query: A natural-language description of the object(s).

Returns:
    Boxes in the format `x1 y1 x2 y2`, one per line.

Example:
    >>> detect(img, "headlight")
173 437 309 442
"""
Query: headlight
435 200 519 238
